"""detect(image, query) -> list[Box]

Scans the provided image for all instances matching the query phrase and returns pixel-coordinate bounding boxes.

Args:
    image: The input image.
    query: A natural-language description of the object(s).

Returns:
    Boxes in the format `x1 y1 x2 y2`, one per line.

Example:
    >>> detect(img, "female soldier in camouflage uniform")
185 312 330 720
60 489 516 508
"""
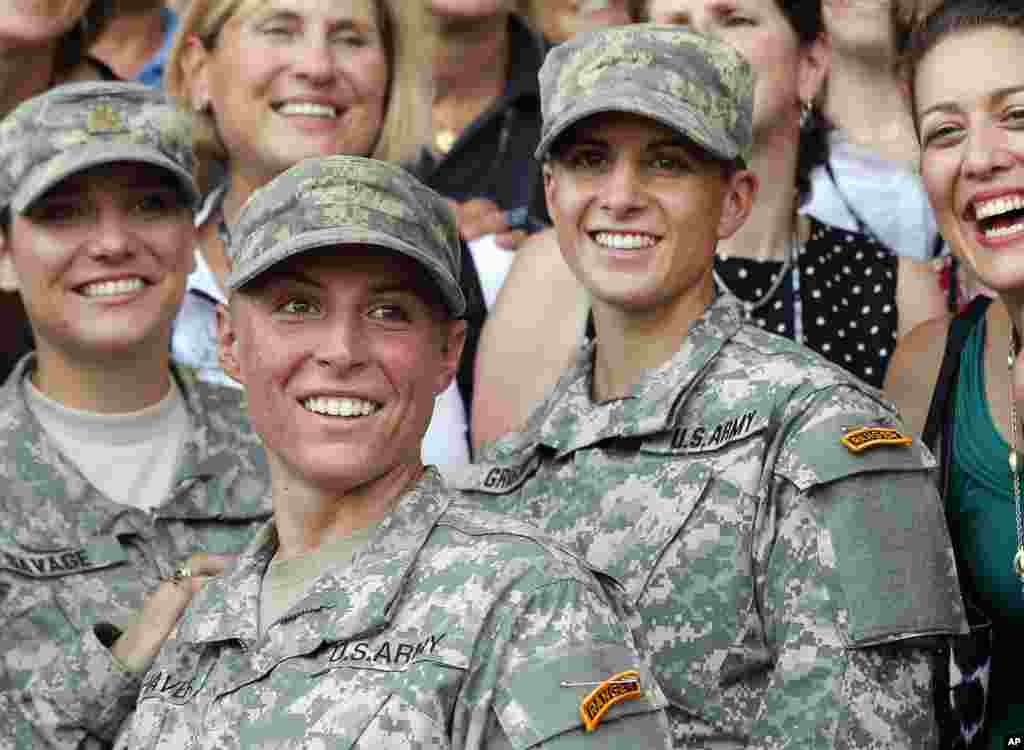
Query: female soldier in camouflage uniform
116 154 670 749
455 25 967 748
0 81 271 748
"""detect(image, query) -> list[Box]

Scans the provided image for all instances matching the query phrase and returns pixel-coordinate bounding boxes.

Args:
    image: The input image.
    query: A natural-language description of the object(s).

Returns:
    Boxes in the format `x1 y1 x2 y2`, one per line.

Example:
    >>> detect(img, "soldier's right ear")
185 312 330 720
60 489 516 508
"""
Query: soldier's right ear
0 232 20 293
216 301 244 384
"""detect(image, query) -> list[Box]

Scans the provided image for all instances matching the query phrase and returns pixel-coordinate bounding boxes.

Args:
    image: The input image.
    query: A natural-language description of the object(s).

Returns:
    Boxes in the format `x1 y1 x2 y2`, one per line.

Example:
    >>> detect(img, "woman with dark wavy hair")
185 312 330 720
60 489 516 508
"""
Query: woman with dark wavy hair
885 1 1024 745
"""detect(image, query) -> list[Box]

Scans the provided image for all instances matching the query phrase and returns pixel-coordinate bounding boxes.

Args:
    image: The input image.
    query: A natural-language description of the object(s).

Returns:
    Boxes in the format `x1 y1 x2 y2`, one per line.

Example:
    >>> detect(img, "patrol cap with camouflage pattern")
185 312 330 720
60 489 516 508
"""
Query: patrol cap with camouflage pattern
0 81 198 214
535 24 755 165
226 155 466 318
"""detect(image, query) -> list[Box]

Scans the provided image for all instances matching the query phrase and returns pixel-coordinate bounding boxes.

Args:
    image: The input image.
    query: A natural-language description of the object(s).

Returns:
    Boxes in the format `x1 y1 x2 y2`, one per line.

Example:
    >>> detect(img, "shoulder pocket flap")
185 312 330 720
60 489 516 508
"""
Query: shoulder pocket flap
776 413 936 492
448 455 541 495
0 536 128 579
494 644 665 750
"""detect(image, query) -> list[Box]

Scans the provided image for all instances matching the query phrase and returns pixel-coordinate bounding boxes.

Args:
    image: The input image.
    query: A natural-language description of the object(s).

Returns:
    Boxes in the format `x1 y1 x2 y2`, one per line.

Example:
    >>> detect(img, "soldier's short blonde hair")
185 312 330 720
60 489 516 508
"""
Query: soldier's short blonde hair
166 0 432 192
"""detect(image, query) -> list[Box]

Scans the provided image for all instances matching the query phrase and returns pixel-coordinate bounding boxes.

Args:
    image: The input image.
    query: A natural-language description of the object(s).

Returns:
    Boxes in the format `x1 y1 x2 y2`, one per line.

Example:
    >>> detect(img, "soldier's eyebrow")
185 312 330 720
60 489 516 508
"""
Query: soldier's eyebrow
267 270 323 290
648 137 692 149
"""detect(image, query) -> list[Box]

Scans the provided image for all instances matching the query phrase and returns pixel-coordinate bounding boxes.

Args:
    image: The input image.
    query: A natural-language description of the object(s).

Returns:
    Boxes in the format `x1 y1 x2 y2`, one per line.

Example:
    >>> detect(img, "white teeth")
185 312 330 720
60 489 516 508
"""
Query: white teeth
277 102 337 118
593 232 658 250
80 278 145 297
975 195 1024 220
302 397 379 417
983 221 1024 239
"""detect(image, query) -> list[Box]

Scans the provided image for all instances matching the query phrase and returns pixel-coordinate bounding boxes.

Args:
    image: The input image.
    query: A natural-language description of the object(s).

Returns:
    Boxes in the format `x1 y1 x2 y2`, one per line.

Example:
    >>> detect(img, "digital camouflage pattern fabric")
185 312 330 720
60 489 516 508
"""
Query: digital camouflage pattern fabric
225 155 466 317
454 295 969 748
0 357 272 750
535 25 755 164
116 470 671 750
0 81 198 214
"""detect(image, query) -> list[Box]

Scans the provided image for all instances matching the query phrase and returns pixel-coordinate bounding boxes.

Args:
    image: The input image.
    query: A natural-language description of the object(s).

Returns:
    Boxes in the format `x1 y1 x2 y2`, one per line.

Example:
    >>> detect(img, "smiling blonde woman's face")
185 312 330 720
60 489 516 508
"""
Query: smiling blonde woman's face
187 0 389 190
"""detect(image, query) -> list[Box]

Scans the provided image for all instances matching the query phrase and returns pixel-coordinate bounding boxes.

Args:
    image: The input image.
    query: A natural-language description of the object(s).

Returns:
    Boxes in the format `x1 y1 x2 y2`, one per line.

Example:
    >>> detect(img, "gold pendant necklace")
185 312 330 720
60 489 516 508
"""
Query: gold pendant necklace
1006 325 1024 584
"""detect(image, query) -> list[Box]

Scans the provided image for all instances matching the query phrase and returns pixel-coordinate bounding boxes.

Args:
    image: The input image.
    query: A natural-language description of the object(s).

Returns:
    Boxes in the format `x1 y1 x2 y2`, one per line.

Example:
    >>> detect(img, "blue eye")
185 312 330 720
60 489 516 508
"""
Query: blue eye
922 123 963 149
649 155 690 173
277 299 321 316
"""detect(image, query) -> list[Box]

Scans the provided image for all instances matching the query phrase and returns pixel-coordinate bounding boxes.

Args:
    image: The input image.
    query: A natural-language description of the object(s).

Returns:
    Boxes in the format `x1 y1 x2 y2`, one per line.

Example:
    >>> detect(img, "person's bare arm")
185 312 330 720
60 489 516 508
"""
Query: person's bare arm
896 255 948 338
883 312 951 439
471 228 588 453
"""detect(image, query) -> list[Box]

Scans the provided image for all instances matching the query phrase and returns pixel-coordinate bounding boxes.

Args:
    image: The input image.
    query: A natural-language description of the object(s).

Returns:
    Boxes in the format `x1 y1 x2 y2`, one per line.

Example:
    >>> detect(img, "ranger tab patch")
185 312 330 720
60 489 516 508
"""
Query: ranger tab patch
841 426 912 453
579 670 642 733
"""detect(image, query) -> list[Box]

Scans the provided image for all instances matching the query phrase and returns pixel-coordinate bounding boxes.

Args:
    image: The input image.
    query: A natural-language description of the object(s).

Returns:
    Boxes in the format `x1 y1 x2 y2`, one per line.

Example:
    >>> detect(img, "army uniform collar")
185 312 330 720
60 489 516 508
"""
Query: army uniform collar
0 354 267 544
177 469 454 649
535 296 745 458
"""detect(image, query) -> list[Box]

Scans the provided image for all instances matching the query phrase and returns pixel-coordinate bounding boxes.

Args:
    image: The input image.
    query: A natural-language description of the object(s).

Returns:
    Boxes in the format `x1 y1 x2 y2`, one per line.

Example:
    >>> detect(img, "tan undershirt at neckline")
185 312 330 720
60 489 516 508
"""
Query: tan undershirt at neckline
259 524 378 638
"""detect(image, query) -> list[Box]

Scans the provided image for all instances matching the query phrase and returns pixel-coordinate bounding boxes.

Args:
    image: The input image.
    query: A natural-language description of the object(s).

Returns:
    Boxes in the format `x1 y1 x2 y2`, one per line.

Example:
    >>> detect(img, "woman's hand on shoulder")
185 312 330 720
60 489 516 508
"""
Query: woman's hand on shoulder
110 553 234 674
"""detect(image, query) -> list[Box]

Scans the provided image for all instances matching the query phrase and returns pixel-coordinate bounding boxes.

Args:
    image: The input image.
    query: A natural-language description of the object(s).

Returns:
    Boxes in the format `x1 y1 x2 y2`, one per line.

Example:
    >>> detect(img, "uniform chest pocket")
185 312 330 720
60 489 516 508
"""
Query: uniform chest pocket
0 538 136 691
277 661 455 750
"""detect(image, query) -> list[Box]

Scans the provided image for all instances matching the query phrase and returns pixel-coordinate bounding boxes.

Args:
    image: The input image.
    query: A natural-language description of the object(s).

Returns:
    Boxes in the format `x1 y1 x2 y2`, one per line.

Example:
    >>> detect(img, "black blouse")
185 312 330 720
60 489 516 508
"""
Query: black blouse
714 217 898 388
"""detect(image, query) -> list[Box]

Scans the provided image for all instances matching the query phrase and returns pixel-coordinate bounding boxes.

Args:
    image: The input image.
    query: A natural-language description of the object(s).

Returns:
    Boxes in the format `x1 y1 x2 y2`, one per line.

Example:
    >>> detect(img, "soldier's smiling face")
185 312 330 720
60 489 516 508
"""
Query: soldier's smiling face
544 111 754 318
1 162 195 362
218 247 465 497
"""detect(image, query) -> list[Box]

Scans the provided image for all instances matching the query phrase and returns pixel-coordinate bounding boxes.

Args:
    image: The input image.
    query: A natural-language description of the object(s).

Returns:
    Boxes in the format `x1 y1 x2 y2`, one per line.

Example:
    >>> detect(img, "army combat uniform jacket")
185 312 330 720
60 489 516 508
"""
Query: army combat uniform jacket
454 296 968 749
0 356 272 749
117 470 670 750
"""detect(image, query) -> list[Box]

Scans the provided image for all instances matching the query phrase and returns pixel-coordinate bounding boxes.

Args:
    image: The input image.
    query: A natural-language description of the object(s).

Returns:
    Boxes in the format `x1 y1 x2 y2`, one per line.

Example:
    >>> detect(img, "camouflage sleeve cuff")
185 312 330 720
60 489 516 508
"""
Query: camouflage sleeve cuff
22 625 143 744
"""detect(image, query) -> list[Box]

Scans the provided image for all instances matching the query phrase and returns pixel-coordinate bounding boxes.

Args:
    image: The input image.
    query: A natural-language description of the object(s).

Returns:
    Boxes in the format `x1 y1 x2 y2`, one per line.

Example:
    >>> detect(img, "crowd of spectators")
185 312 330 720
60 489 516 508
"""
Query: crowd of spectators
2 0 1024 747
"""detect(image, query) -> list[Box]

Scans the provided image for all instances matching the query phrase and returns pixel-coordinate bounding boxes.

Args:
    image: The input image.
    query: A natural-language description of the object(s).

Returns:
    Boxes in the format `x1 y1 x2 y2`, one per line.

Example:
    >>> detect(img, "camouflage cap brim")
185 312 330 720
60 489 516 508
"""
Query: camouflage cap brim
534 84 739 163
226 226 467 319
10 141 200 214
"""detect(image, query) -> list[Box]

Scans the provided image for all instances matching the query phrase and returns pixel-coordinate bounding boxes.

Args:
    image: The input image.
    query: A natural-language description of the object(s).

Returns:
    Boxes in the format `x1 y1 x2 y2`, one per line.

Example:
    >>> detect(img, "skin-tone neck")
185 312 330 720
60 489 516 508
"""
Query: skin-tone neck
0 41 56 119
432 12 510 135
31 334 174 414
825 53 918 166
270 461 424 560
590 273 715 402
718 128 798 263
1000 290 1024 346
89 5 166 82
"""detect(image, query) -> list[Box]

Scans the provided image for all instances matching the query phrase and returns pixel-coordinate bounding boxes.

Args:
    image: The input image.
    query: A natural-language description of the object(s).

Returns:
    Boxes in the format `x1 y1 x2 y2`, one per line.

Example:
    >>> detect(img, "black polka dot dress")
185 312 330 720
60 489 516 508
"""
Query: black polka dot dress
714 217 898 388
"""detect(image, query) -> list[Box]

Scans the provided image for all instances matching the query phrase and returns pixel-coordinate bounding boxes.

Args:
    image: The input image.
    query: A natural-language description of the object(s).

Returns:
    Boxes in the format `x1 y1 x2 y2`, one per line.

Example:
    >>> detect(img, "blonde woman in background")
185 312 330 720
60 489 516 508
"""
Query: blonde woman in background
517 0 637 43
165 0 477 473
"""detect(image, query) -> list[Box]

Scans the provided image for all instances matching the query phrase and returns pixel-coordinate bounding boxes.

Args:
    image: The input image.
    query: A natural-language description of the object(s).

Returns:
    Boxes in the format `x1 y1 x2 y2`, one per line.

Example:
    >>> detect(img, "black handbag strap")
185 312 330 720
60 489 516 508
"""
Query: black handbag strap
923 296 992 750
922 296 991 462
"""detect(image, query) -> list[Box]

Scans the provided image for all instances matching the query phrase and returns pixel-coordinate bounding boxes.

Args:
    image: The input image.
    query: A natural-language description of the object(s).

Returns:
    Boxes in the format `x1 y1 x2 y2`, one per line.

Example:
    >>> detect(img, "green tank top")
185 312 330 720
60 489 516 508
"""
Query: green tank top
950 315 1024 746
